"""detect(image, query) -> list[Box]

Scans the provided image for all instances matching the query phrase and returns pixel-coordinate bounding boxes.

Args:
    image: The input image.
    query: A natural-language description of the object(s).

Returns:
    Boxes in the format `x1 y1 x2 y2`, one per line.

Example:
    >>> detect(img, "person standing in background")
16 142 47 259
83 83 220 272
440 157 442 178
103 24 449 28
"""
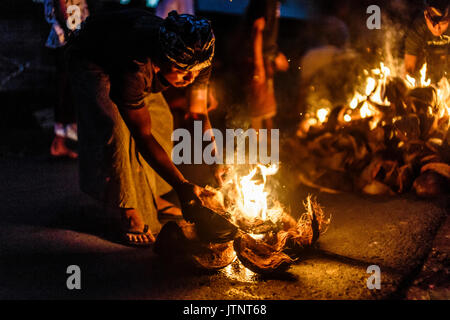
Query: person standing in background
404 0 450 83
44 0 89 158
244 0 289 130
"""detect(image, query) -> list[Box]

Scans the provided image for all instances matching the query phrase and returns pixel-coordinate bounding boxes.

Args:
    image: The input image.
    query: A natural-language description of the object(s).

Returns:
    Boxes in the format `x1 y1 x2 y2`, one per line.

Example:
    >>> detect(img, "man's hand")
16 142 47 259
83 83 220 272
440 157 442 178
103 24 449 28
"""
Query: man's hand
212 164 230 186
274 52 289 72
176 182 213 222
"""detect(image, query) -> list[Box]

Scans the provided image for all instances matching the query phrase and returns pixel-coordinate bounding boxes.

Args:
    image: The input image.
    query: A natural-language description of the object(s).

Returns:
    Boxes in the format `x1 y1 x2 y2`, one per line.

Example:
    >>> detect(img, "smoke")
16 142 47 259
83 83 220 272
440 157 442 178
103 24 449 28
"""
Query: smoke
300 0 416 116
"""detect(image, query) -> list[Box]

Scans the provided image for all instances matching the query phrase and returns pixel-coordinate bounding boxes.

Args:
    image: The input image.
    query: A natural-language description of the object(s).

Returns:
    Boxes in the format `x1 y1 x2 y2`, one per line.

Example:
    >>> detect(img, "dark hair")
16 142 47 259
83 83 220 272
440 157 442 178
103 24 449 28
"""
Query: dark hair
159 11 215 71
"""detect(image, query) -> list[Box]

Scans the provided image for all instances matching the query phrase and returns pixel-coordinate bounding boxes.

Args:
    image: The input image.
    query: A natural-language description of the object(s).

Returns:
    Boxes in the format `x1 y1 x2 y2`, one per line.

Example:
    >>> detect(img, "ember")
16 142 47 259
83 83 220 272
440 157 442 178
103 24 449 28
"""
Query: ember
292 62 450 197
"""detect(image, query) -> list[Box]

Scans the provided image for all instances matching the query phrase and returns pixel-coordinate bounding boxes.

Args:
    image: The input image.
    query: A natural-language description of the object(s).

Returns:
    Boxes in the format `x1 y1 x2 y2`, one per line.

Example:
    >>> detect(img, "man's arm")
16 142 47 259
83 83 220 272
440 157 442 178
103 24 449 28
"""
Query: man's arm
121 105 207 220
252 17 266 84
404 18 423 77
189 87 213 132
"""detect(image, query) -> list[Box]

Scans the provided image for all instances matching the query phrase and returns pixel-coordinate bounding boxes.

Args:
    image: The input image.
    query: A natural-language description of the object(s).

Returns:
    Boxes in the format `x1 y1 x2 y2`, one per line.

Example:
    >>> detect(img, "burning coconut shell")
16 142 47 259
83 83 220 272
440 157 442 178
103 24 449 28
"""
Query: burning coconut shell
154 221 236 270
413 162 450 197
233 196 328 274
292 65 450 198
233 233 293 275
154 180 330 275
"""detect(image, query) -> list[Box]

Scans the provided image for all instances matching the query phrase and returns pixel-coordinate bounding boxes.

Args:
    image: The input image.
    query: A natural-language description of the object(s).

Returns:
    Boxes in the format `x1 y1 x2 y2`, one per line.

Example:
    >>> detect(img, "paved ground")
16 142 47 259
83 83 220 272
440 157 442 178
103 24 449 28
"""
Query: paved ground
1 0 448 301
0 156 448 300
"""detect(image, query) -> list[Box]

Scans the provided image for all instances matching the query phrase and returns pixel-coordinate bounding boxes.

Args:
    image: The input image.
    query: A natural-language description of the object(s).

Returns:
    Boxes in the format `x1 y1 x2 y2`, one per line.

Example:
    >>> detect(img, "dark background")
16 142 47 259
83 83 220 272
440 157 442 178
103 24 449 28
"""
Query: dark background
0 0 426 156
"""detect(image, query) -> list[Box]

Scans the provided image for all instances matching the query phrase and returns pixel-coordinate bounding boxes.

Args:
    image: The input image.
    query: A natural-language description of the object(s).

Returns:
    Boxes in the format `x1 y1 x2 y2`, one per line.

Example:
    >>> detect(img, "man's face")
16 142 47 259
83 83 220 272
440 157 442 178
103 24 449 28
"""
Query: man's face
160 64 200 88
425 7 450 36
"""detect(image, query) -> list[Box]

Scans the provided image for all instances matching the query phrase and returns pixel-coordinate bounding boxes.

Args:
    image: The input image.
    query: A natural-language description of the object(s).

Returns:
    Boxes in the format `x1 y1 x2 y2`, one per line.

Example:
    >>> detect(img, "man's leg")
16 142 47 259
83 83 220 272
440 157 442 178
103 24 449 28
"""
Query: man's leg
104 205 155 244
50 47 78 158
69 53 160 245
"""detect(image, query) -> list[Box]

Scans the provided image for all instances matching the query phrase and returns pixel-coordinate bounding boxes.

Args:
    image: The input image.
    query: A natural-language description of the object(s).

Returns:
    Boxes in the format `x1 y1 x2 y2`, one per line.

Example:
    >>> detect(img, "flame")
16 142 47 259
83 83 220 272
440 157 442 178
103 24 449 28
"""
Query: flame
222 164 284 224
406 74 416 87
350 93 364 109
304 59 448 131
365 77 376 95
237 164 276 220
317 108 329 123
420 63 431 87
346 62 392 122
437 77 450 118
360 101 372 118
344 62 448 129
405 64 449 120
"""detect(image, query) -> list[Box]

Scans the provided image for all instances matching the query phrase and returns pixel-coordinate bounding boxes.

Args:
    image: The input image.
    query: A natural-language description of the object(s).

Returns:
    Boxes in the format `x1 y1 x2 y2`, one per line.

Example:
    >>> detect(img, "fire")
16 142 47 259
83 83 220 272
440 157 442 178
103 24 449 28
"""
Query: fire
360 101 372 118
341 62 449 129
437 77 450 118
224 164 284 224
302 60 449 132
365 77 376 95
344 114 352 122
420 63 431 87
317 108 329 123
406 74 416 87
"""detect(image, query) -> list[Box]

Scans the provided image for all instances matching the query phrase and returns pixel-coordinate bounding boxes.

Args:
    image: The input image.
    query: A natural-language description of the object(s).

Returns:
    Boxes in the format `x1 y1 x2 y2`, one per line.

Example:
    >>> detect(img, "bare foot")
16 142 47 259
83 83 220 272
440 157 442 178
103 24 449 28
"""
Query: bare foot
50 136 78 159
156 196 182 217
121 208 155 245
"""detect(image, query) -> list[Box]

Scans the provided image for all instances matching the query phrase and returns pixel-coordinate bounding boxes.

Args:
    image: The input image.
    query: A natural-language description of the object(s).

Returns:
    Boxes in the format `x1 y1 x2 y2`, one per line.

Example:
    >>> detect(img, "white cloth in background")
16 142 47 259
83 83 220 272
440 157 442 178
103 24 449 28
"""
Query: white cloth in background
155 0 194 18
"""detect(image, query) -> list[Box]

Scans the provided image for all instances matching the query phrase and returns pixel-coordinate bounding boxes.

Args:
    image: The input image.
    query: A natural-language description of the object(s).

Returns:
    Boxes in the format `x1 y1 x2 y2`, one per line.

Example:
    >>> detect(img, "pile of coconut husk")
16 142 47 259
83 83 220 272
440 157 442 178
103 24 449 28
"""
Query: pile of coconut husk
290 77 450 197
154 192 330 275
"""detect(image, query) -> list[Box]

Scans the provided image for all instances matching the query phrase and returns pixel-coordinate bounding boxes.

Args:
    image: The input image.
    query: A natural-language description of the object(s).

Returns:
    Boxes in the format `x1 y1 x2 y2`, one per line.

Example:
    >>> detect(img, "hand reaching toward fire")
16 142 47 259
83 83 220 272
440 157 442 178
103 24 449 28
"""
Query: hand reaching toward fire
212 164 230 187
176 182 214 222
274 52 289 72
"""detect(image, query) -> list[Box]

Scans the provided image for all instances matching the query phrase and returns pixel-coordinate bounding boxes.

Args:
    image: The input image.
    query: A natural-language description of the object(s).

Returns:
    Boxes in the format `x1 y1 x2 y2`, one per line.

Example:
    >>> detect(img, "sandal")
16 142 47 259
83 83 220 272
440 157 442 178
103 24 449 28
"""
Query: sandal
123 224 155 247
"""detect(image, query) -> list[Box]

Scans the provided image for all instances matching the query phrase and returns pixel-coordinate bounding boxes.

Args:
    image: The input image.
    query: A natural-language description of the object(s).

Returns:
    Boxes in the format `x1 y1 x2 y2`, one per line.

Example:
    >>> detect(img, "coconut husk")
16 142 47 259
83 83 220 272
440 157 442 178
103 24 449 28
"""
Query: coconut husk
367 126 386 154
396 164 414 193
231 196 329 274
154 221 236 270
420 162 450 179
273 196 329 258
384 77 408 114
362 180 395 195
402 141 432 166
420 153 442 165
394 115 421 142
234 217 277 234
357 156 384 189
233 233 294 275
419 114 438 140
413 171 448 198
407 86 438 113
